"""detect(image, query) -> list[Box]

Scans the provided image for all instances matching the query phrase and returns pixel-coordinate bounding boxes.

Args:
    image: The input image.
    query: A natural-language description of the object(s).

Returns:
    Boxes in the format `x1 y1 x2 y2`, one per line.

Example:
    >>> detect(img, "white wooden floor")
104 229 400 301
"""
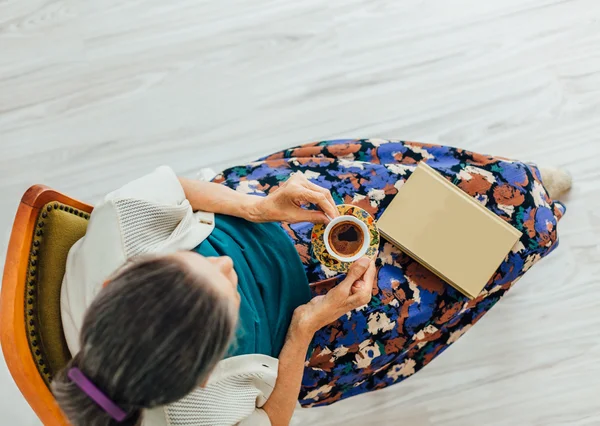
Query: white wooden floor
1 0 599 425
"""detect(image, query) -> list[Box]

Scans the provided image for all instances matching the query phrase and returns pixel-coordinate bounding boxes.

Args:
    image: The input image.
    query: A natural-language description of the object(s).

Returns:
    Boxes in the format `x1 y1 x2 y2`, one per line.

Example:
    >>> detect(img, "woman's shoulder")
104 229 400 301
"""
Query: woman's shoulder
104 165 184 205
207 354 278 386
161 355 278 426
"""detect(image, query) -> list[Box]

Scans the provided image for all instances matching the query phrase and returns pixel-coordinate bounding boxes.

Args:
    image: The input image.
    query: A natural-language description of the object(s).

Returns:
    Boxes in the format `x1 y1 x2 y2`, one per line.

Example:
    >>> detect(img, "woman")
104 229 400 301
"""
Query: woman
53 139 568 426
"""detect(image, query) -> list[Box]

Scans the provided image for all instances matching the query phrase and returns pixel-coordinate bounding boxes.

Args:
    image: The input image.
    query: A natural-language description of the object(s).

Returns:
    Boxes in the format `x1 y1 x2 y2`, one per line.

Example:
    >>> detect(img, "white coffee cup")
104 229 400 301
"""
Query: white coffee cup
323 215 371 262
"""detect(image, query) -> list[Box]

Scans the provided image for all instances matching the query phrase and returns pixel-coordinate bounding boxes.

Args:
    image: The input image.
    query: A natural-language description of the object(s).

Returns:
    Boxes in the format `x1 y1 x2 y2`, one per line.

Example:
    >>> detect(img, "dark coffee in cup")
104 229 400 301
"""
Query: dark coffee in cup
328 221 365 257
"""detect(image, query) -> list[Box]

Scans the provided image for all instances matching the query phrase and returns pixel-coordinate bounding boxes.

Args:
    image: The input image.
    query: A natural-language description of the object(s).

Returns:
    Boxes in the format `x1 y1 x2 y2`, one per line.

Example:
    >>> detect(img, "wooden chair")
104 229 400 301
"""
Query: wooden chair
1 185 93 425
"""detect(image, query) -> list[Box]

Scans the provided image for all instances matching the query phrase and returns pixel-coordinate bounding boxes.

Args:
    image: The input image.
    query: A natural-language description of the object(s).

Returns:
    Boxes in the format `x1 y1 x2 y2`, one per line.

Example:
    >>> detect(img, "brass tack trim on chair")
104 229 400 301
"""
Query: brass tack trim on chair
24 202 90 386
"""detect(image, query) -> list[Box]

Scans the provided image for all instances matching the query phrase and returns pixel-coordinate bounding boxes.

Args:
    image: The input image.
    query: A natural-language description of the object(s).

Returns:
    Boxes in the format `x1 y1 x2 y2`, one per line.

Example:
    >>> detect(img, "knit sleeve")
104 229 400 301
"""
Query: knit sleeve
105 166 202 257
105 165 185 205
112 198 196 257
238 408 271 426
164 371 272 426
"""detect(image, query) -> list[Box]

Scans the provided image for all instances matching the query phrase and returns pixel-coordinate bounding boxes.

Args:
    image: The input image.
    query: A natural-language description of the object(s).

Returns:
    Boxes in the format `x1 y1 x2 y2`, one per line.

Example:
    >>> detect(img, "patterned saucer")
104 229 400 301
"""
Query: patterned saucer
311 204 379 273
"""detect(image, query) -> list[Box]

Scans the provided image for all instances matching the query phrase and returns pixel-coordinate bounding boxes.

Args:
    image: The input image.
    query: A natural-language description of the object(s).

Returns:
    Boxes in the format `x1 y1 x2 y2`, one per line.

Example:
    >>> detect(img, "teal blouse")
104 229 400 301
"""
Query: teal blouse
193 215 311 358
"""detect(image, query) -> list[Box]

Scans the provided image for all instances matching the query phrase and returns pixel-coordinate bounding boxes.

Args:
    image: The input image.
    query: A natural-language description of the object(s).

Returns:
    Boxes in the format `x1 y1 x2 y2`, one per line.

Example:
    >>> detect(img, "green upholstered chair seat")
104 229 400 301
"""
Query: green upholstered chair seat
26 202 89 386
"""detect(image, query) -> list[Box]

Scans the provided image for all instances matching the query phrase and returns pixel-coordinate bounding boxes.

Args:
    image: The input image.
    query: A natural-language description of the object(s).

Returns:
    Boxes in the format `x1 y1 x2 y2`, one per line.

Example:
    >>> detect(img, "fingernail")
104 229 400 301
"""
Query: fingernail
356 257 370 267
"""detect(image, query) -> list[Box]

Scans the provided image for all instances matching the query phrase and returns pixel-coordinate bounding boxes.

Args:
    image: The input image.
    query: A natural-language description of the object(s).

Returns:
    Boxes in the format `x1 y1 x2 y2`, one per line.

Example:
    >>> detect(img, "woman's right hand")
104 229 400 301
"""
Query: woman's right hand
291 257 377 336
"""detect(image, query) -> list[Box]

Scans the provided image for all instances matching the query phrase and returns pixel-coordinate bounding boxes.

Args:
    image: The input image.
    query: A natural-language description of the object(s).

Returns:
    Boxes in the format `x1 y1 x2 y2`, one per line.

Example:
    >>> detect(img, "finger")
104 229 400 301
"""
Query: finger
301 189 339 221
306 180 339 217
348 280 372 307
289 172 308 184
350 260 376 295
338 257 371 290
303 181 339 218
351 279 365 294
362 260 377 285
321 190 339 219
289 209 330 224
348 281 367 296
348 264 375 306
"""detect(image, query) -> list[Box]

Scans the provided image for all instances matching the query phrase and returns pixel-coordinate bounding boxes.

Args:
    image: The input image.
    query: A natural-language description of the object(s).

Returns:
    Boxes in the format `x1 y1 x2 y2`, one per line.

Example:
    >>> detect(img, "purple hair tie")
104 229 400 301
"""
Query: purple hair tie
68 368 128 422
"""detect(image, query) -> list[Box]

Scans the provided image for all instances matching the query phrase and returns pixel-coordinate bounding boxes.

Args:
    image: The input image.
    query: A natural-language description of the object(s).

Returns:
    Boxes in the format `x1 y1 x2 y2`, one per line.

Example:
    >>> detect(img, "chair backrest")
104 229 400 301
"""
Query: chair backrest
1 185 93 426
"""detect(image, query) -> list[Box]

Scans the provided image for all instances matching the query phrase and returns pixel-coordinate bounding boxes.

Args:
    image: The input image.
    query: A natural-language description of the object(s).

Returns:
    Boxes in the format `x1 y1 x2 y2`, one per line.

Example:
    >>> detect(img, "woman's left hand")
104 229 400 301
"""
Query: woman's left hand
291 257 376 335
247 173 339 224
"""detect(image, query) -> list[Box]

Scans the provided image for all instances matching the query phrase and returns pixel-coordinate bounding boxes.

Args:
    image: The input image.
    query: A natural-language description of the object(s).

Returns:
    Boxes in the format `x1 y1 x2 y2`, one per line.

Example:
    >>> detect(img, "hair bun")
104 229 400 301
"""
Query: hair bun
52 356 142 426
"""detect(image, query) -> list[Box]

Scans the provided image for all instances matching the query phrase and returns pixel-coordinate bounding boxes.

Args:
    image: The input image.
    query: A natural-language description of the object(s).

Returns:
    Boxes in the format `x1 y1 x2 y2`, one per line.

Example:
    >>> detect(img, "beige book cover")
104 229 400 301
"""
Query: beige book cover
377 162 522 299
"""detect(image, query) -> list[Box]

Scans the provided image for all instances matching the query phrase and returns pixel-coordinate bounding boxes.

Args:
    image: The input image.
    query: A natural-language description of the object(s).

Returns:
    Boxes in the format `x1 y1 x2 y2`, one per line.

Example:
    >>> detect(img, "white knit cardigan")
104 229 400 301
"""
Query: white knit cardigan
60 166 276 426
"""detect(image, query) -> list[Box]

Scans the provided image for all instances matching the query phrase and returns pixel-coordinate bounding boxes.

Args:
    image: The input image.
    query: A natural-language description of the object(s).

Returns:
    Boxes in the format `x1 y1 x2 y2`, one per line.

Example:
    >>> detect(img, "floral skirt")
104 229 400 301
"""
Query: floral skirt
214 139 565 408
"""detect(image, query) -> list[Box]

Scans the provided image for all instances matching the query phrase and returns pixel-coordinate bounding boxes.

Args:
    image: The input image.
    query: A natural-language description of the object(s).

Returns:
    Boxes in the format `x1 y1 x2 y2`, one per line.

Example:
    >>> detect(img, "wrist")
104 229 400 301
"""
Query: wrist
289 307 319 342
287 325 315 347
243 195 264 222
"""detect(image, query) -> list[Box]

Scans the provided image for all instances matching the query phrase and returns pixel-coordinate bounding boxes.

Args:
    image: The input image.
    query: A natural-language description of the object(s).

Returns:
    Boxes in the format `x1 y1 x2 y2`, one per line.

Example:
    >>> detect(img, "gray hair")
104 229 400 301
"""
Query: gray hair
52 255 238 426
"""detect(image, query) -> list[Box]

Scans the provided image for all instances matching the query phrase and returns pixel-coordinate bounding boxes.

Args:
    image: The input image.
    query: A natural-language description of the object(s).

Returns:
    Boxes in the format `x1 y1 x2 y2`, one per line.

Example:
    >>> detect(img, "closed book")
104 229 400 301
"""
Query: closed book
377 162 522 298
